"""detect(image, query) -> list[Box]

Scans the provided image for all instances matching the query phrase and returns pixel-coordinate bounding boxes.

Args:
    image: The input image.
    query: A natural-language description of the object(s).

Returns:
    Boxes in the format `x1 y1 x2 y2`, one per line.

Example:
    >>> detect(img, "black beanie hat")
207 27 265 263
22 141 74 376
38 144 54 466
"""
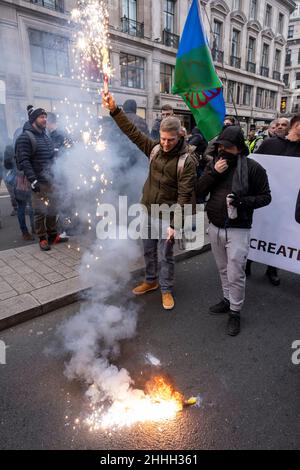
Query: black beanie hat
27 105 47 124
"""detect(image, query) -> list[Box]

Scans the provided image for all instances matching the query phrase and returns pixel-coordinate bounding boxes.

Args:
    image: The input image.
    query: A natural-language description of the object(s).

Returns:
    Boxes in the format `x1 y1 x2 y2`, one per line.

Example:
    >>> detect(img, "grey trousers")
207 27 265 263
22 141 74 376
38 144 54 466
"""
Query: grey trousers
209 223 250 312
142 216 175 294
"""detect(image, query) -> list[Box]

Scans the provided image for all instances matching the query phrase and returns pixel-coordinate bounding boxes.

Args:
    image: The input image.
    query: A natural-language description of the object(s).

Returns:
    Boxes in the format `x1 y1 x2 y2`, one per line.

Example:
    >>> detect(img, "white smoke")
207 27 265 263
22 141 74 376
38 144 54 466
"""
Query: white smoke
52 99 151 414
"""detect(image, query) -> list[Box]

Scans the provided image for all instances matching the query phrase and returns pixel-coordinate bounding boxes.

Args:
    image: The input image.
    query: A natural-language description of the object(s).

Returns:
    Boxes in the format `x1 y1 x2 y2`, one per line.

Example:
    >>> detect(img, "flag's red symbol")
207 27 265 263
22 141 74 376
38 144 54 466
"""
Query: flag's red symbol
184 88 222 109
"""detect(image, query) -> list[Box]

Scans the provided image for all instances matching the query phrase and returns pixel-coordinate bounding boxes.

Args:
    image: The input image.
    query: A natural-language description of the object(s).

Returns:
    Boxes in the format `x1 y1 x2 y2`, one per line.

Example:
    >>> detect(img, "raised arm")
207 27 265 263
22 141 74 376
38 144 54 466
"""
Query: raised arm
102 92 155 158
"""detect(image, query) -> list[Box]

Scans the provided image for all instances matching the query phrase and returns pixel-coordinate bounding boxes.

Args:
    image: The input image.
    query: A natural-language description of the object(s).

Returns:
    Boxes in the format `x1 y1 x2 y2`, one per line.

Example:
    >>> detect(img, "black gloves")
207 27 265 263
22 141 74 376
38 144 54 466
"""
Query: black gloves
228 194 243 208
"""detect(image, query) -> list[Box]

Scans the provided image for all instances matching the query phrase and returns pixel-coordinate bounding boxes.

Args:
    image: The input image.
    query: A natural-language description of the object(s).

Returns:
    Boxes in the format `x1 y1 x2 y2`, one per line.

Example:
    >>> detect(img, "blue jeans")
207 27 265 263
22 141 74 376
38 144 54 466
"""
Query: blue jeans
142 216 175 294
16 197 34 234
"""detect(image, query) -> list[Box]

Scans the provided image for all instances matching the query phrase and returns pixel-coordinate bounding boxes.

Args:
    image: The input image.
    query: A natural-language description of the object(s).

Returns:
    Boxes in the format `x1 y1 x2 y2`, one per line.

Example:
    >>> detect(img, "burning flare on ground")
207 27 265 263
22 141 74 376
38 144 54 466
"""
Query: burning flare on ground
85 376 185 430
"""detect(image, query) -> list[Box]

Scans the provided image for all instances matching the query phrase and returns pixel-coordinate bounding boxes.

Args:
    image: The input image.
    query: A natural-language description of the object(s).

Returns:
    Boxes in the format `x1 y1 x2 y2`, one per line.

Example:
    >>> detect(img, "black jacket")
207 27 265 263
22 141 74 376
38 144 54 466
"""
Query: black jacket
256 136 300 157
197 158 271 229
123 99 149 136
16 122 55 184
49 129 66 151
4 144 15 171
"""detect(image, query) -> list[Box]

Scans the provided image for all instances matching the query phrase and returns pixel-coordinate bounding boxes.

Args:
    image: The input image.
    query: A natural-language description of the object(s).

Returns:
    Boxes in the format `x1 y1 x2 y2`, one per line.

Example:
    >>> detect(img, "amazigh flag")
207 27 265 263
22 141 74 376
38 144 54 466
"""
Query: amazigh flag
172 0 226 141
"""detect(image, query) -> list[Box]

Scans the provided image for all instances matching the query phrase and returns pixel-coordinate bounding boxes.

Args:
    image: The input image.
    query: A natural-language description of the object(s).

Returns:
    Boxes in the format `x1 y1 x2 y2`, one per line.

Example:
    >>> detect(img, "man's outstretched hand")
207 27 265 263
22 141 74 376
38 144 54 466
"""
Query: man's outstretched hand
102 92 117 113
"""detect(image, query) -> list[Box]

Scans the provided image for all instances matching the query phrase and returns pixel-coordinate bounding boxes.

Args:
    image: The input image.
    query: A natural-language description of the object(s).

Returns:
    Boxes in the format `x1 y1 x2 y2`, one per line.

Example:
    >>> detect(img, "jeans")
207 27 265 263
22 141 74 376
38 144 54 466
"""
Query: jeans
16 197 34 234
142 215 175 294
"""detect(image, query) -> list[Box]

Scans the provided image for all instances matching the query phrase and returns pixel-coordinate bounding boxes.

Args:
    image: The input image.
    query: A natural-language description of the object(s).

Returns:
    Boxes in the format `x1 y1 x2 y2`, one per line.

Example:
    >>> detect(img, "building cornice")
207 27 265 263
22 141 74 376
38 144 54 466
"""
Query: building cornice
209 0 230 17
230 10 247 26
247 20 262 34
280 0 297 14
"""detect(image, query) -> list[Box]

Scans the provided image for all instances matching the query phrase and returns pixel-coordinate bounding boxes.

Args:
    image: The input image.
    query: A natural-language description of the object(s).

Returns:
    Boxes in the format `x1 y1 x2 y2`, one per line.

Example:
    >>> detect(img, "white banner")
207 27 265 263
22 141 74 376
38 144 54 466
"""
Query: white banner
249 154 300 275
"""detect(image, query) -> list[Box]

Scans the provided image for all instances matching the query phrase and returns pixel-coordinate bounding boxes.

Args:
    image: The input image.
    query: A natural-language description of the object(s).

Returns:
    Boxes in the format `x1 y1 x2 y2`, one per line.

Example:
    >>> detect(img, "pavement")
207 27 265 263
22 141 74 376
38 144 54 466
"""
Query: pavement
0 237 210 331
0 251 299 450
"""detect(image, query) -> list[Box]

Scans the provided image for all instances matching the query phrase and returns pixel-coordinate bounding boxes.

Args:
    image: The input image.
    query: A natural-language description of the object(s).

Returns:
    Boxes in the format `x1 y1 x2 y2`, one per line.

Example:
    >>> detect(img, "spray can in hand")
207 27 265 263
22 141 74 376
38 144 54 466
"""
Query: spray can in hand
226 193 238 219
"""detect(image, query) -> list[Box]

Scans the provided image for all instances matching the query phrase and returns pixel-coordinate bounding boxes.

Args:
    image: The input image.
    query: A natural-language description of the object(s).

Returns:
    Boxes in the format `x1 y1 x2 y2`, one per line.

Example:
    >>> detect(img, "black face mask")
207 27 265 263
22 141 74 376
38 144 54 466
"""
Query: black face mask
218 149 239 165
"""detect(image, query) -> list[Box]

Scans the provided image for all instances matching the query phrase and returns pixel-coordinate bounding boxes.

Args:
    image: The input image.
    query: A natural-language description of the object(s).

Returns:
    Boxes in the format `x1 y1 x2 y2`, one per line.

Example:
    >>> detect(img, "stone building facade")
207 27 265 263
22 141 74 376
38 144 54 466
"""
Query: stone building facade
0 0 296 141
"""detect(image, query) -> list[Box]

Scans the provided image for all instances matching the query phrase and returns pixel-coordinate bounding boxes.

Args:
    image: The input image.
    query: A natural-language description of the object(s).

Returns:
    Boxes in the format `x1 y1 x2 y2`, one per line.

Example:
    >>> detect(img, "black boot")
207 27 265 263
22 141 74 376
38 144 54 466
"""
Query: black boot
245 259 252 277
209 298 230 315
266 266 280 286
227 312 240 336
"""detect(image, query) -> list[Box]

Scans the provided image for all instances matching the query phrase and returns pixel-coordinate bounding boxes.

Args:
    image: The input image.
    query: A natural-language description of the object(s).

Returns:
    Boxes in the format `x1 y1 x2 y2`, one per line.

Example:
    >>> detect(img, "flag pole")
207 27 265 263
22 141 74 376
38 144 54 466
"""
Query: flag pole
199 0 240 126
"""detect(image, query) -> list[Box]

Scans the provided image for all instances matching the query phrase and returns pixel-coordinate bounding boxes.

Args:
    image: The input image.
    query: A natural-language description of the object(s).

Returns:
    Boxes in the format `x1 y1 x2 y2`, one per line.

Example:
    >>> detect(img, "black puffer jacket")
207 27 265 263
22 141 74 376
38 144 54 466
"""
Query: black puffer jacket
16 122 55 184
196 158 271 229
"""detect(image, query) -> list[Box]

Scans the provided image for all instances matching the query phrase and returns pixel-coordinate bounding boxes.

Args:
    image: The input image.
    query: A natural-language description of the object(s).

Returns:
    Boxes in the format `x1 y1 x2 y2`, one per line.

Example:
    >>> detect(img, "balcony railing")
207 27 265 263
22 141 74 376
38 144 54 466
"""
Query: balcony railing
260 66 269 77
246 61 256 73
162 30 179 48
29 0 64 13
273 71 281 81
212 48 224 63
230 55 241 68
121 17 144 38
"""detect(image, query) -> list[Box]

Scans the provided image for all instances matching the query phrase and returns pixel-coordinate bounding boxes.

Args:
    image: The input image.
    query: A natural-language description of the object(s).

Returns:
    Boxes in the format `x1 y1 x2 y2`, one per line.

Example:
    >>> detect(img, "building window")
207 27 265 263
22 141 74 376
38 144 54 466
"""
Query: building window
164 0 176 33
288 25 294 39
262 43 269 67
160 63 174 94
29 29 70 77
231 29 240 57
274 49 281 72
283 73 289 86
122 0 137 20
269 91 276 110
250 0 257 20
30 0 64 13
120 53 145 89
256 88 263 108
247 37 256 63
227 80 235 103
278 13 284 34
265 4 272 28
285 49 291 66
213 20 222 51
298 49 300 64
121 0 144 37
243 85 253 106
236 84 241 104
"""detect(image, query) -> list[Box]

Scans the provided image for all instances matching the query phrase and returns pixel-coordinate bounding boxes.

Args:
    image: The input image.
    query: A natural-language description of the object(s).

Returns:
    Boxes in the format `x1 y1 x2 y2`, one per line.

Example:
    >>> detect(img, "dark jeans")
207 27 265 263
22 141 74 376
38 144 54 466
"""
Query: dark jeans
16 197 34 234
5 180 18 210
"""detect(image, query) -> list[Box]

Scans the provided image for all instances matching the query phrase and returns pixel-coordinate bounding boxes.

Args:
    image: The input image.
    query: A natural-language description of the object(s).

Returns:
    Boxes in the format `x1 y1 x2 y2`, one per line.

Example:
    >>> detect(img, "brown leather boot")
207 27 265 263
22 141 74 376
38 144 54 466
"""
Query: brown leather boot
132 281 159 296
162 292 175 310
22 232 34 241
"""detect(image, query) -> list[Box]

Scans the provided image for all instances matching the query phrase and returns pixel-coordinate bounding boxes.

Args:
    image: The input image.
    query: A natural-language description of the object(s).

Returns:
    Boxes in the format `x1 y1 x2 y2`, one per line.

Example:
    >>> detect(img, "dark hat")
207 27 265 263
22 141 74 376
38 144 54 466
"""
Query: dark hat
27 105 47 124
123 99 137 114
215 126 249 156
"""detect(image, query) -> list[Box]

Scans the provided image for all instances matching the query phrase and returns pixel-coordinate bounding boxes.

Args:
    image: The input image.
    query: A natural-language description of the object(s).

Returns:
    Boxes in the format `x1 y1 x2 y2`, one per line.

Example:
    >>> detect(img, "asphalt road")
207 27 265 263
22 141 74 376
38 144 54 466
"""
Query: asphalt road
0 251 299 450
